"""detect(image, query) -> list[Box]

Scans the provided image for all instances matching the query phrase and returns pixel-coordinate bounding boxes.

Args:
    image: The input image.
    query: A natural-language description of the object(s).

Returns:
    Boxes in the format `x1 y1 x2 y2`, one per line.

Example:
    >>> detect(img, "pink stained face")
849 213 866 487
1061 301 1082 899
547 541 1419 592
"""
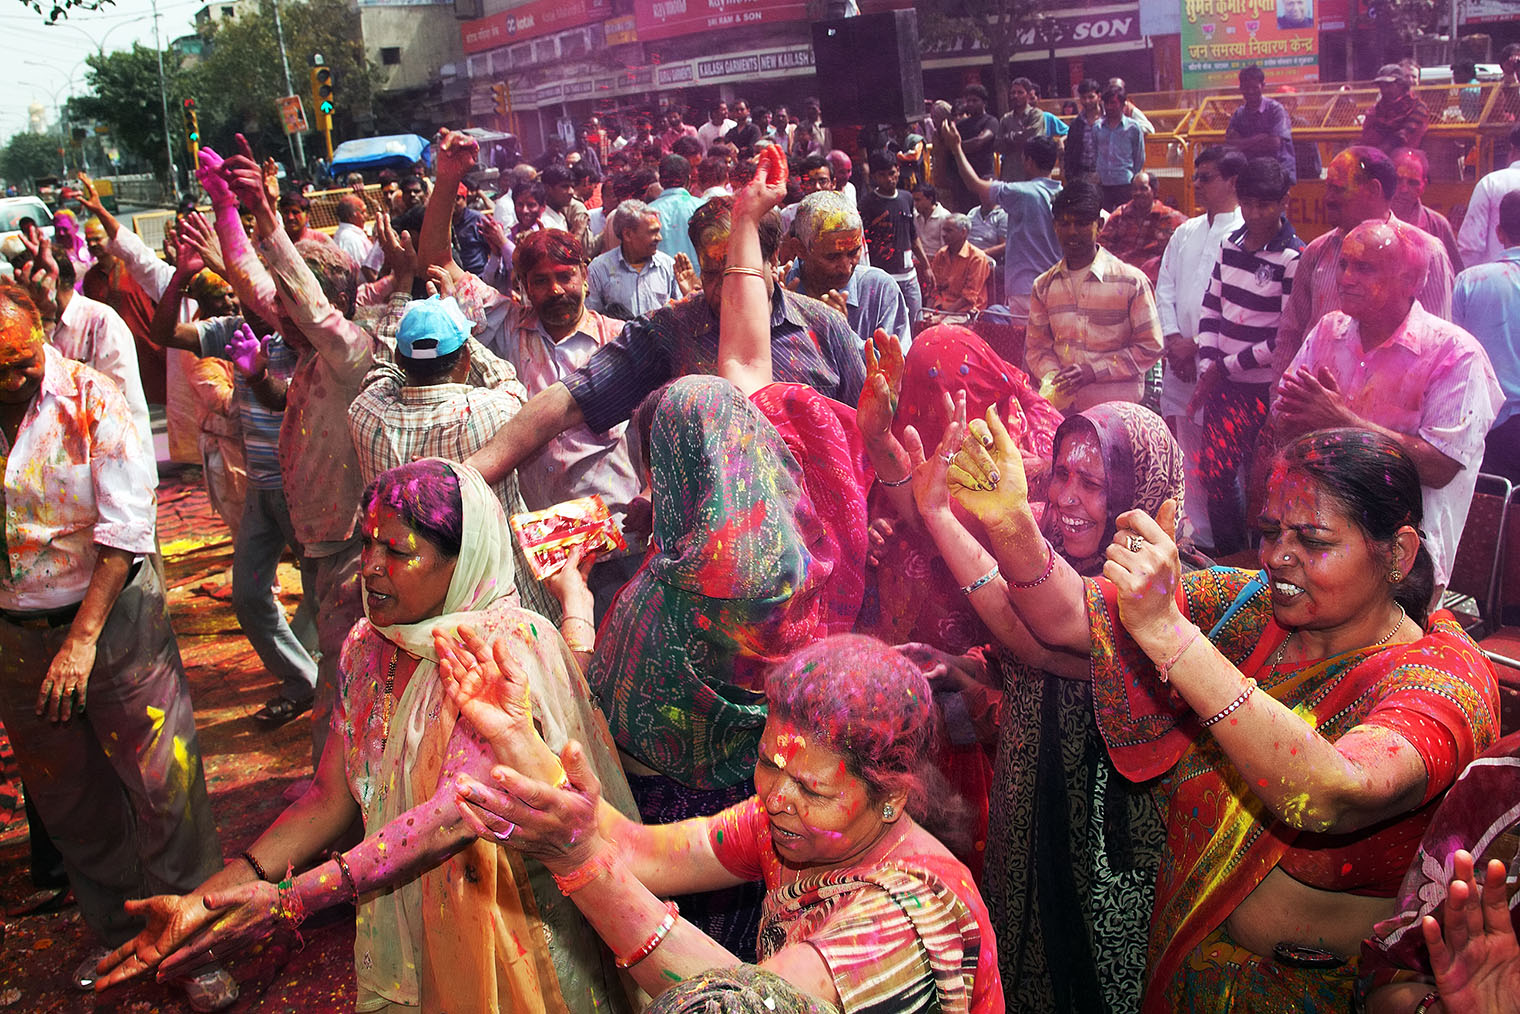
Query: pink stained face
1336 225 1401 320
359 504 457 627
1324 152 1385 231
1257 465 1389 630
1047 428 1108 560
752 717 890 870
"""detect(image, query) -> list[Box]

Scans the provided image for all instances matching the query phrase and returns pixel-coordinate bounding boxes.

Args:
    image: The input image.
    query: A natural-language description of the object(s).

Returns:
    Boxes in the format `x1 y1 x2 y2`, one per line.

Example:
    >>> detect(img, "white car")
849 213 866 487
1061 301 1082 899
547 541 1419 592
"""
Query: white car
0 196 56 271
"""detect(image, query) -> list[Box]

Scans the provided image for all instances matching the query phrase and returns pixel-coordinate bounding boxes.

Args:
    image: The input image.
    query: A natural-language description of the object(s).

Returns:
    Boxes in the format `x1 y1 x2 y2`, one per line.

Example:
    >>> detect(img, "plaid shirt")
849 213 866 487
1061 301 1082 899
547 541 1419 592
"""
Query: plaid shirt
1097 199 1189 280
346 340 557 616
1027 247 1164 408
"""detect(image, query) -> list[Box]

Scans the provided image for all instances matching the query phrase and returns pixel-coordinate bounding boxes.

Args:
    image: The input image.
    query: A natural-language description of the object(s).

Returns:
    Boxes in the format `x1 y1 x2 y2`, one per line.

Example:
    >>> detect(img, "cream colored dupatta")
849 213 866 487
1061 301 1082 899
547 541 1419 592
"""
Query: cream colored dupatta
355 459 635 1013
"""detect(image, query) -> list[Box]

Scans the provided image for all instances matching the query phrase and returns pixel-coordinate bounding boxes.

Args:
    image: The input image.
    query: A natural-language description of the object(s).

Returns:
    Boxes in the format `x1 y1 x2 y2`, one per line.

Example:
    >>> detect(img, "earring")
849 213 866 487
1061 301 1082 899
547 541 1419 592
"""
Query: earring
882 804 895 819
1389 569 1403 583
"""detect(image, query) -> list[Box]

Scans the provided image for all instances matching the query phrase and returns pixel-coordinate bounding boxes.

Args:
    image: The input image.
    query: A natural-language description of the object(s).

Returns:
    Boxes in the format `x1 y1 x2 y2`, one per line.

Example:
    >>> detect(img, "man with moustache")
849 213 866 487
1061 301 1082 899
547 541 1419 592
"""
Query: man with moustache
1266 219 1500 592
1273 146 1454 383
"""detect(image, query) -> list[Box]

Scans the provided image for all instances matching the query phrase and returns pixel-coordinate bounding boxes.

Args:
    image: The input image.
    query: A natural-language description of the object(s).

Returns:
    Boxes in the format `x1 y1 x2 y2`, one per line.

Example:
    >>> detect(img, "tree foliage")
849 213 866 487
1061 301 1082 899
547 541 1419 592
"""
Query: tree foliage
14 0 113 26
1 131 65 183
71 43 189 175
189 0 374 162
916 0 1061 114
68 0 374 178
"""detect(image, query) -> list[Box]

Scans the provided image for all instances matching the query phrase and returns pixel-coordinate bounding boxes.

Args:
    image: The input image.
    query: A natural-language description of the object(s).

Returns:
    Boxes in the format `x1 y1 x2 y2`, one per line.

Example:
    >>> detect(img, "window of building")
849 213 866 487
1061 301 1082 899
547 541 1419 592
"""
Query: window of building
381 47 402 66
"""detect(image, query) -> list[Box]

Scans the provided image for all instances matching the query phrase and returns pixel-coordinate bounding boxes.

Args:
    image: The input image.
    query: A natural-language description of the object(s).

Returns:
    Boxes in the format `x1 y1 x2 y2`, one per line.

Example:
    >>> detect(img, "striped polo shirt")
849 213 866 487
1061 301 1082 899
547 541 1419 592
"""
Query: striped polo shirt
1198 217 1303 384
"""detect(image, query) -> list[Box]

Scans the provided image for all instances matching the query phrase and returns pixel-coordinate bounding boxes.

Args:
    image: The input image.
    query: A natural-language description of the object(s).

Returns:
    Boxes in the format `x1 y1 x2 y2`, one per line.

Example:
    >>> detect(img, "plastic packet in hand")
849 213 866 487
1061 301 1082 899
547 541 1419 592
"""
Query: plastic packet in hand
509 495 628 581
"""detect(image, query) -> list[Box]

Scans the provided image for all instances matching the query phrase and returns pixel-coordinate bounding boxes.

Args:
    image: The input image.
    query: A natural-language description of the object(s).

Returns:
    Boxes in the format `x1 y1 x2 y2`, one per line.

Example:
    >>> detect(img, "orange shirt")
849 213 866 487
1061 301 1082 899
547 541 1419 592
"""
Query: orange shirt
930 241 993 312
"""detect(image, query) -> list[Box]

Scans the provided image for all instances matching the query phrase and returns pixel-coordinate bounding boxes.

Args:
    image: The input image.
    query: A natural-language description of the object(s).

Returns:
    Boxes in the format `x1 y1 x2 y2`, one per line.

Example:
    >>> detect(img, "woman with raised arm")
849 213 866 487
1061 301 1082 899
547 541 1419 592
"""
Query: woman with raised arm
538 144 871 959
924 419 1497 1012
95 459 635 1014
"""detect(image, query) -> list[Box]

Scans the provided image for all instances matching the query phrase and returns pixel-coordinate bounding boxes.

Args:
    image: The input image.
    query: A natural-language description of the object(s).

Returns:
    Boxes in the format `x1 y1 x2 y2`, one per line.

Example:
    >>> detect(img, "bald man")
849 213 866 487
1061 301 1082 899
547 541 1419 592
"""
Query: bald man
1266 219 1501 592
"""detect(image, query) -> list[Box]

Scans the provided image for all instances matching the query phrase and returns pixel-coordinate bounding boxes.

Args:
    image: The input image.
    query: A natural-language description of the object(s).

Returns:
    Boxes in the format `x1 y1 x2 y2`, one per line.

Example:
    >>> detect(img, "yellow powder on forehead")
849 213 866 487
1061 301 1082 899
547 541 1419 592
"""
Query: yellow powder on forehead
819 228 862 253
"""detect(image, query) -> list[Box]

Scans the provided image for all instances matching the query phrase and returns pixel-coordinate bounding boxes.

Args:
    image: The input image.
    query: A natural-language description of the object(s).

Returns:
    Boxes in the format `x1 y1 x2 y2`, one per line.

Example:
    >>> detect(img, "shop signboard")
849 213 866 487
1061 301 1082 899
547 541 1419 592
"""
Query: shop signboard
694 47 813 82
922 5 1141 59
1180 0 1319 89
633 0 808 42
462 0 610 54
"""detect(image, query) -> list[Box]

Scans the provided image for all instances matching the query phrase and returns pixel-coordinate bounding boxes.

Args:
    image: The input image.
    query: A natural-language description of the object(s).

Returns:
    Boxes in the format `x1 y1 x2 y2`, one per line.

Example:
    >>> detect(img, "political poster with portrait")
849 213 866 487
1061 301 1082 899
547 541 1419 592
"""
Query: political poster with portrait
1180 0 1320 89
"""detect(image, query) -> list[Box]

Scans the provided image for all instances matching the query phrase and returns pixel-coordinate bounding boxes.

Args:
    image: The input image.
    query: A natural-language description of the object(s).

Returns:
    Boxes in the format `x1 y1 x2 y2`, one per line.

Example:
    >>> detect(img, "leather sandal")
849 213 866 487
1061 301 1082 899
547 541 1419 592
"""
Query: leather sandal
253 696 312 727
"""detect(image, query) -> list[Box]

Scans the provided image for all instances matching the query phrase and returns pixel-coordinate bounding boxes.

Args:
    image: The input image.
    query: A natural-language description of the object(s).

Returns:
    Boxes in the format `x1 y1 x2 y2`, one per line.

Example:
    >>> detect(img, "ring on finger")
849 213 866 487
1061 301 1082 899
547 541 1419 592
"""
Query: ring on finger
940 451 957 465
1126 534 1145 554
493 821 518 843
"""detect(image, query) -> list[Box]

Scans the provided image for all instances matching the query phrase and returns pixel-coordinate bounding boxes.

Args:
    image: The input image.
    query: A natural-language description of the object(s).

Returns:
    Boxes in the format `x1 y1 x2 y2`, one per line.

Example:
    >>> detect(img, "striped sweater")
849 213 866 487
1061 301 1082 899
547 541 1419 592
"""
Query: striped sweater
1198 217 1303 384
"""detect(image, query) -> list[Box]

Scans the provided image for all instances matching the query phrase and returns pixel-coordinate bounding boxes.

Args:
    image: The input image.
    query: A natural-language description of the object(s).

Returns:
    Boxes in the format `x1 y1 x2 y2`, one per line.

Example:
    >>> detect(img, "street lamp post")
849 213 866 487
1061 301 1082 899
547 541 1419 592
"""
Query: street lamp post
150 0 180 202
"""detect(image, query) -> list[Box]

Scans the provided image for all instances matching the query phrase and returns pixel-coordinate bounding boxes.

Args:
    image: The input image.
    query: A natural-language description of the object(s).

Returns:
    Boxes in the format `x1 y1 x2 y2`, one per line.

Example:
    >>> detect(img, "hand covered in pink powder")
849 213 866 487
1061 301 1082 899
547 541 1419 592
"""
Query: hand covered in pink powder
454 740 607 875
196 147 235 206
227 322 268 379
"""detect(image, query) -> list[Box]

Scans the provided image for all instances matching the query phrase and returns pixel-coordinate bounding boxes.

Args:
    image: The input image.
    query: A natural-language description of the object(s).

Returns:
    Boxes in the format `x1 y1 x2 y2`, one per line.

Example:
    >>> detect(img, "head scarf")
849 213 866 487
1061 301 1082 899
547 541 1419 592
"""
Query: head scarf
590 376 867 789
862 325 1062 655
353 459 634 1013
892 324 1063 461
1044 401 1186 576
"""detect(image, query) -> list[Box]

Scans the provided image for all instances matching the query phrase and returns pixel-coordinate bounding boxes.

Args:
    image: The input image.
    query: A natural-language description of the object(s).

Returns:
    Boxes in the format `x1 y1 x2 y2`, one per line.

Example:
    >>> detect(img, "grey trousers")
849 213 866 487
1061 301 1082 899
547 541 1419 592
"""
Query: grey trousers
232 485 317 705
0 561 222 947
306 538 363 769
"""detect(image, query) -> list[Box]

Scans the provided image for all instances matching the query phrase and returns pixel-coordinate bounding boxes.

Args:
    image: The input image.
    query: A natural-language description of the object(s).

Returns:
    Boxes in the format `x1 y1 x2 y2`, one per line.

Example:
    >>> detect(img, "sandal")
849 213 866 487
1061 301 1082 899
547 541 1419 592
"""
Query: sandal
253 696 311 727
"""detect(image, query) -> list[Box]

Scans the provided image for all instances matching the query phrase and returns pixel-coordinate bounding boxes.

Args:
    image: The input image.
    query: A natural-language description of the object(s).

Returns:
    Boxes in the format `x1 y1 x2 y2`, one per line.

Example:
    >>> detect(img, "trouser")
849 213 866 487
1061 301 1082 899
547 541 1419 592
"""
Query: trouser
1198 380 1271 556
307 539 363 769
1102 183 1131 211
1163 368 1215 551
893 271 923 322
232 485 318 707
1481 414 1520 483
0 561 221 947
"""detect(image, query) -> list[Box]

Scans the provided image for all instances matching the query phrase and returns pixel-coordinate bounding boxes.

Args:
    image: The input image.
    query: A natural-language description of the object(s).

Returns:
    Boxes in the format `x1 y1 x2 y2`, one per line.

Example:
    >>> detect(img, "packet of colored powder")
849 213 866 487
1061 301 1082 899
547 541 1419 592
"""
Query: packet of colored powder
510 495 628 581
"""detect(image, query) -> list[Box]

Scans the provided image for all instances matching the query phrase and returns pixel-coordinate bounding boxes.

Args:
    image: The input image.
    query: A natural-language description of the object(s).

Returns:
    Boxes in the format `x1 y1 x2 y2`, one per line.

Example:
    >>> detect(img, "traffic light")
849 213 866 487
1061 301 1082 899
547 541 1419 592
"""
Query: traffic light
492 82 508 116
310 64 335 122
181 97 200 154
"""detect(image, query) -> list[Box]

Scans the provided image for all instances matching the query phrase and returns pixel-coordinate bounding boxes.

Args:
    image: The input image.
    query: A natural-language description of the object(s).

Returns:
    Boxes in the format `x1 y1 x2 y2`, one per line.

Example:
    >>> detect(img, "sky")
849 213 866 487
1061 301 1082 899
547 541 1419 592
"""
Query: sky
0 0 207 140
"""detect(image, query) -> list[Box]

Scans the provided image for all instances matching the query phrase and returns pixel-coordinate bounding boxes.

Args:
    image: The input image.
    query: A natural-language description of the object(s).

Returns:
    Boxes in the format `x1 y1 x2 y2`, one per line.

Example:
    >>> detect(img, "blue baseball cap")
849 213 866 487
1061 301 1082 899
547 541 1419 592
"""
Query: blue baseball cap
396 296 472 360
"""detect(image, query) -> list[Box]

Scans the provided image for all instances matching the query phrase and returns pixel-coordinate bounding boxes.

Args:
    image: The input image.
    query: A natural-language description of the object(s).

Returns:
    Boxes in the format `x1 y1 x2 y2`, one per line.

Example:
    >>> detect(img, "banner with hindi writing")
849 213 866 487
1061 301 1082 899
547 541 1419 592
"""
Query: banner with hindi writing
1180 0 1320 90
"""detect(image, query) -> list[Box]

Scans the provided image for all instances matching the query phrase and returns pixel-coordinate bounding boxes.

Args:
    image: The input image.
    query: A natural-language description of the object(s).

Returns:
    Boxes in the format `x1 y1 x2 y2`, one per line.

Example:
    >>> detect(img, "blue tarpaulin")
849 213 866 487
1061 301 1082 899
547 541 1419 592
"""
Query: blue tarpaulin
328 134 432 175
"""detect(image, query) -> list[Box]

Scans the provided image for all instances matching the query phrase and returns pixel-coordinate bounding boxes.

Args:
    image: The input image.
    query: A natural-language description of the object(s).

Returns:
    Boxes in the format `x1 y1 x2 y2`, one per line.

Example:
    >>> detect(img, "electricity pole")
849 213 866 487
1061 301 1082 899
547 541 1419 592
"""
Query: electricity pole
272 0 306 173
151 0 179 202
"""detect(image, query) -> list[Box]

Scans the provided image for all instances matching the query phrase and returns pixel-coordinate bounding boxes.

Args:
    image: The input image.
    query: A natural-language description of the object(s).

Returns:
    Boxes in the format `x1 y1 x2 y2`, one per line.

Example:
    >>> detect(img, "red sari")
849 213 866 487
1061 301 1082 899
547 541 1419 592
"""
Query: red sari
1088 567 1499 1013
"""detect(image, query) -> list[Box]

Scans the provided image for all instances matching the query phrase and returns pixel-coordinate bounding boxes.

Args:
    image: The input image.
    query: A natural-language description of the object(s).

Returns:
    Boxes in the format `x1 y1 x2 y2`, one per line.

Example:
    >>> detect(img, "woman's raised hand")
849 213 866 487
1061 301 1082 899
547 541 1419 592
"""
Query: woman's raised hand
455 740 607 875
947 401 1030 525
1104 501 1184 641
436 623 544 765
857 330 905 444
1424 850 1520 1014
733 143 788 222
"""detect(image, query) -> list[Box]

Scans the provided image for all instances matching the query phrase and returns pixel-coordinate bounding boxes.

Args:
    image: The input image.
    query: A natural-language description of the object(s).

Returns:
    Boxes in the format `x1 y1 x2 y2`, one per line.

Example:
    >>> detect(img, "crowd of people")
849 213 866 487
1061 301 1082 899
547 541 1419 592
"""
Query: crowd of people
0 62 1517 1014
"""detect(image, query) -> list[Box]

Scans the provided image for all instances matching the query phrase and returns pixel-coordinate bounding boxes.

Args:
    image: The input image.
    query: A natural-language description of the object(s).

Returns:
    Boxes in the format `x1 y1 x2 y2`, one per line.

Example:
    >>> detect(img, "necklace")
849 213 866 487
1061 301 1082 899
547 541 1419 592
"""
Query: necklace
1270 605 1408 678
380 648 398 752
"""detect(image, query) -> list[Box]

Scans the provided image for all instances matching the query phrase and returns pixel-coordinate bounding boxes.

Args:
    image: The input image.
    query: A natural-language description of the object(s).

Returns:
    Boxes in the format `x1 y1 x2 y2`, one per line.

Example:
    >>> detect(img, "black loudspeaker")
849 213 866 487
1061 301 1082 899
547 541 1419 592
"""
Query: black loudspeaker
811 10 923 126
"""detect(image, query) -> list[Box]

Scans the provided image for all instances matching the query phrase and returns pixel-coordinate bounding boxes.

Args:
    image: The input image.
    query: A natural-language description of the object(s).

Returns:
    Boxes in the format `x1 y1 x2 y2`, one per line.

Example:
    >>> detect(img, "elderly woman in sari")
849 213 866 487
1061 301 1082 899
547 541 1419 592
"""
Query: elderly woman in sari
95 459 635 1014
443 633 1003 1013
922 417 1497 1011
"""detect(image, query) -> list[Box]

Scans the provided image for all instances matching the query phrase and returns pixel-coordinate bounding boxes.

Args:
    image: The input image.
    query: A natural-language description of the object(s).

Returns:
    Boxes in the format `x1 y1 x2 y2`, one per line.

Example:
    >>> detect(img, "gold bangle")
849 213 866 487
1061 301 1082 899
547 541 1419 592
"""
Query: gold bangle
721 266 766 278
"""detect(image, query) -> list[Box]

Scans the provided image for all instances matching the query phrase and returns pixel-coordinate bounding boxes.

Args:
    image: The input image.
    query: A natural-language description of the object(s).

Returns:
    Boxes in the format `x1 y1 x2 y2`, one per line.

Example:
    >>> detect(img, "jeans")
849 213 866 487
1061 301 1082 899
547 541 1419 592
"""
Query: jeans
232 485 317 706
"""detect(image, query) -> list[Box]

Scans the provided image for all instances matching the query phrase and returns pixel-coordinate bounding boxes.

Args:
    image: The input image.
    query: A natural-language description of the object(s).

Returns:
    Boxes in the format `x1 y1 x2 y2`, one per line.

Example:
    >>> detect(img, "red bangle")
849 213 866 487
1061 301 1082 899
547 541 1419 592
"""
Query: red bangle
615 901 679 969
1008 542 1056 589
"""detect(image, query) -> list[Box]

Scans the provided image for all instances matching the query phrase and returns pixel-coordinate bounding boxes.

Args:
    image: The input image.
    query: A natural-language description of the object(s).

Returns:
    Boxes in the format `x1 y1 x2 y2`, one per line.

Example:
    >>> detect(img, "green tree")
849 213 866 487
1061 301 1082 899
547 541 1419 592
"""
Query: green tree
70 43 189 174
917 0 1060 115
1 131 65 183
189 0 374 165
15 0 113 26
